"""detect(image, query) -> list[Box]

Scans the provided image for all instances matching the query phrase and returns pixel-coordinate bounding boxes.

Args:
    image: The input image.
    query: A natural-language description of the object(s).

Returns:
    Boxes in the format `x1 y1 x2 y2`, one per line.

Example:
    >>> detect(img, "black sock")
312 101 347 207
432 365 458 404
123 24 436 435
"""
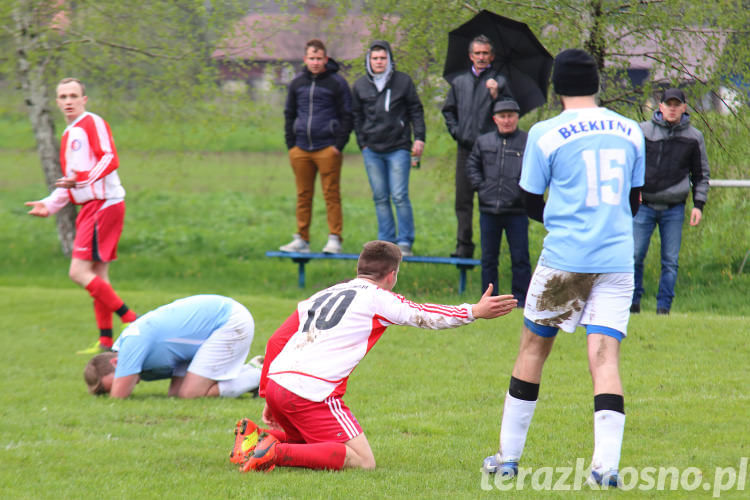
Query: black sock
594 393 625 414
509 376 539 401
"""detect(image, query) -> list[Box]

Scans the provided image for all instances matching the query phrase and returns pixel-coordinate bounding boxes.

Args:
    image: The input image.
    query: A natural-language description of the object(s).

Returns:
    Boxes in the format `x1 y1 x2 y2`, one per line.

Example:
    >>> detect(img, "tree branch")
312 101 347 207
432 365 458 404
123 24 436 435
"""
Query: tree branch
603 0 666 17
62 31 184 60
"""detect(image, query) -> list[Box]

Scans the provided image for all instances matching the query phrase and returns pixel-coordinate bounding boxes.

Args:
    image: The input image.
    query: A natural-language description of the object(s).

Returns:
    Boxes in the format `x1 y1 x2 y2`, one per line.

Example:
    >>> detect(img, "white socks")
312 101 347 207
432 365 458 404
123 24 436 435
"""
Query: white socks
499 392 537 462
591 410 626 473
218 364 262 398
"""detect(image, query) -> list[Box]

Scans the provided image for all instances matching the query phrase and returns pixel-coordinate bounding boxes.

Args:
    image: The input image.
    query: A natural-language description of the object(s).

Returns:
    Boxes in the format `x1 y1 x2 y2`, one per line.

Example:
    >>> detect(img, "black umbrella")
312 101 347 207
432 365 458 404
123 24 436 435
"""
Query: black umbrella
443 10 553 116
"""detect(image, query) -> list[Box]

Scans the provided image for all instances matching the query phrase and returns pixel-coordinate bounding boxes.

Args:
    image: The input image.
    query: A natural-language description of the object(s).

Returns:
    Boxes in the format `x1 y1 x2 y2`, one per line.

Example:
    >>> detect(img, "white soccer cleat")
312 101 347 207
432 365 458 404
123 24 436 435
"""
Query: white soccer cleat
397 243 413 257
279 234 310 253
321 234 342 254
248 355 264 370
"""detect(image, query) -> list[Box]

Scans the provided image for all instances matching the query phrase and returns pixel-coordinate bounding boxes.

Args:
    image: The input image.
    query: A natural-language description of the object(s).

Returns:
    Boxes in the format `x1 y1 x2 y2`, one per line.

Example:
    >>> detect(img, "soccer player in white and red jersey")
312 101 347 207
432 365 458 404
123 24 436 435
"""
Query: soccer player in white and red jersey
236 241 517 472
25 77 137 354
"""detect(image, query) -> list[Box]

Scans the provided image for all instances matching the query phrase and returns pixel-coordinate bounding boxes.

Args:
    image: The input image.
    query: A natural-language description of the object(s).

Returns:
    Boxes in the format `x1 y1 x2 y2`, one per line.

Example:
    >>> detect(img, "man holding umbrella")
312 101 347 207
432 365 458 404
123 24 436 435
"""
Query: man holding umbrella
442 35 512 259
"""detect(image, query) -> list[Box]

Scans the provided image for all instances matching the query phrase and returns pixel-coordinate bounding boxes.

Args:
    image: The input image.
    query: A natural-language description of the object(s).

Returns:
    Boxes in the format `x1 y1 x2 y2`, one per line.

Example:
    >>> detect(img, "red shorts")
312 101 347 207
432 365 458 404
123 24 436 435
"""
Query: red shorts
72 200 125 262
265 379 362 444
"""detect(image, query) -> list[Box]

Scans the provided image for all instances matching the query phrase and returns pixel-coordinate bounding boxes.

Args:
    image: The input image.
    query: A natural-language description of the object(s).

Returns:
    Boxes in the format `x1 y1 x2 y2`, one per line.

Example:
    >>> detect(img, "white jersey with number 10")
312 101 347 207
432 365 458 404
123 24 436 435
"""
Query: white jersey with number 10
267 278 475 402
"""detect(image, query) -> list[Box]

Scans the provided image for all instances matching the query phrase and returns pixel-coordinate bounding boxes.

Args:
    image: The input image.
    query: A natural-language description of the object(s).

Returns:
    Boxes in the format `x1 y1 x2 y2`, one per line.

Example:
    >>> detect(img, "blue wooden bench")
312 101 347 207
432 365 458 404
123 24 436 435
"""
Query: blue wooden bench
265 251 480 294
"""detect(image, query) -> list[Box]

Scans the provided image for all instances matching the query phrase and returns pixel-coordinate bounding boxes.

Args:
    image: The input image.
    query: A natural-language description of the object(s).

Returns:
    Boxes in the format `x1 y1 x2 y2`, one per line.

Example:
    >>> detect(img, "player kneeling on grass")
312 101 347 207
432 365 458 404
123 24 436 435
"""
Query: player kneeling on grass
84 295 262 399
231 240 517 472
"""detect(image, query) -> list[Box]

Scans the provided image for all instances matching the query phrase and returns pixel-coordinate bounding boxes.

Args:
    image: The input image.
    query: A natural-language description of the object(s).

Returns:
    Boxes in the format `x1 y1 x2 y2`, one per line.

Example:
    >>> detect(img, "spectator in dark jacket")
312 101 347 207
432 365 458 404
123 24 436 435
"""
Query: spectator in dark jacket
351 40 426 256
442 35 512 259
467 99 530 303
631 88 710 315
280 39 353 254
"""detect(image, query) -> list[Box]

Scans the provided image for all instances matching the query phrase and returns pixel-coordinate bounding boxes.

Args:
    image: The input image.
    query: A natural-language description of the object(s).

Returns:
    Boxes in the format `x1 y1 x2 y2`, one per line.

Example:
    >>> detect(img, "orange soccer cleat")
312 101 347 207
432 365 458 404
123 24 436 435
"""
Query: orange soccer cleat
241 434 279 473
229 418 260 464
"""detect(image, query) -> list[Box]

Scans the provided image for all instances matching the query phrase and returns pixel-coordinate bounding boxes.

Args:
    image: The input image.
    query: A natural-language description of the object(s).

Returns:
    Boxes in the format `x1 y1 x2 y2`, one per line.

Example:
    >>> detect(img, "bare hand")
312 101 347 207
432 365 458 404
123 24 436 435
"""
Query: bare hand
25 201 49 217
486 78 499 100
262 402 282 430
55 175 76 189
689 207 702 226
412 140 425 157
472 284 518 319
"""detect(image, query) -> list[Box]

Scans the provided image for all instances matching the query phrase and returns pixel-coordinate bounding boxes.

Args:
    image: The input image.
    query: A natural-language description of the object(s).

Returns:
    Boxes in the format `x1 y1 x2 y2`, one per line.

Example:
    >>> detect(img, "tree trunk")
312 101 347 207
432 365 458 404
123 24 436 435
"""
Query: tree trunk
12 1 76 256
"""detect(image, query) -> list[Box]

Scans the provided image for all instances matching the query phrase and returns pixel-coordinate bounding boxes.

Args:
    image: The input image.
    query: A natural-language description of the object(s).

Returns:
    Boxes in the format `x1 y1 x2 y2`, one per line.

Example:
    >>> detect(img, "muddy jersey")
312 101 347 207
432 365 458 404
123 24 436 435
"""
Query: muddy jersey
265 278 475 402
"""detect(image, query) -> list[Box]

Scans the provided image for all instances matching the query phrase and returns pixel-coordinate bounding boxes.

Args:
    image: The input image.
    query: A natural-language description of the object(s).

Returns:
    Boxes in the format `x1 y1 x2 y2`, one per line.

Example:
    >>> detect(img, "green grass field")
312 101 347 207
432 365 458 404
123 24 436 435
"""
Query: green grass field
1 148 748 498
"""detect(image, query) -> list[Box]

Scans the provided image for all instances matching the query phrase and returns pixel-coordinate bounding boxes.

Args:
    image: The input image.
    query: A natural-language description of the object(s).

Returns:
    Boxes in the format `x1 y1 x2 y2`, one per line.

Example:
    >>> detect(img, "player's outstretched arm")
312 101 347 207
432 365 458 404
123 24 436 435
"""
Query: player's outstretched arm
24 201 49 217
471 284 518 319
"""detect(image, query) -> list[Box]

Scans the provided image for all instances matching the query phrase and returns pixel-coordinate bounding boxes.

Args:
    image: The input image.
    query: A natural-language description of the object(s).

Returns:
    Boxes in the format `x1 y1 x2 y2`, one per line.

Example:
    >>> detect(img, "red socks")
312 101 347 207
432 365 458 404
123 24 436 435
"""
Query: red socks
94 299 113 330
275 442 346 470
85 276 135 323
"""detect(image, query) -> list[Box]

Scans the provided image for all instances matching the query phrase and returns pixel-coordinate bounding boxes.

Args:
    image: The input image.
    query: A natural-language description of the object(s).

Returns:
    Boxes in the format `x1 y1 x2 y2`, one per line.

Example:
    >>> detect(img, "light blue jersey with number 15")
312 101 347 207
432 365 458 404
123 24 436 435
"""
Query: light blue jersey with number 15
520 107 645 273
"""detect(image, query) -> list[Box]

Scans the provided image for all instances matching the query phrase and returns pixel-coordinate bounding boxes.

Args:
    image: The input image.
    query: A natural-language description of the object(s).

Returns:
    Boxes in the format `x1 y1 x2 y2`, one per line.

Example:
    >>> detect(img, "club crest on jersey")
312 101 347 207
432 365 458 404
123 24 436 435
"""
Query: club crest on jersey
71 139 82 151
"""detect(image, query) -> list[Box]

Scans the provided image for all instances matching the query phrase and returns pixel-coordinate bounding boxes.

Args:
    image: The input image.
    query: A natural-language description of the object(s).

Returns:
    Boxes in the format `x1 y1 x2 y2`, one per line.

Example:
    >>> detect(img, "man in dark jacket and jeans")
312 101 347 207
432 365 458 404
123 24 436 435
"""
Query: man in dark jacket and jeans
352 40 426 256
467 99 530 304
632 88 710 315
442 35 512 258
280 39 353 254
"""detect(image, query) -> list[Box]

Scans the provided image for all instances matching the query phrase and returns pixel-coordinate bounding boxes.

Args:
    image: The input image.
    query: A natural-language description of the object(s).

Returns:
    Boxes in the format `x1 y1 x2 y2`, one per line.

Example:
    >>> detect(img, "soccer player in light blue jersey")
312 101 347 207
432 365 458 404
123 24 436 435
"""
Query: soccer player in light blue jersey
84 295 262 399
481 49 645 489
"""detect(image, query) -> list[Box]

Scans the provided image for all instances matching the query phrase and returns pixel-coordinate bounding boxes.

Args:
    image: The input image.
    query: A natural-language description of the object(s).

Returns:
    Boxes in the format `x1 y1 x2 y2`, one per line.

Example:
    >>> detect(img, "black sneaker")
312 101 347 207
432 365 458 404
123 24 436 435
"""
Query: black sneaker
656 308 670 315
629 303 640 313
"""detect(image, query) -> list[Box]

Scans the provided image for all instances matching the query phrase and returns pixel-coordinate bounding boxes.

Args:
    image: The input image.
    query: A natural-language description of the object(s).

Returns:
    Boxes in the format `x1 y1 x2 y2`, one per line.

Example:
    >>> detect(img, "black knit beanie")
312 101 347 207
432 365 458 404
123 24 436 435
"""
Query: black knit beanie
552 49 599 96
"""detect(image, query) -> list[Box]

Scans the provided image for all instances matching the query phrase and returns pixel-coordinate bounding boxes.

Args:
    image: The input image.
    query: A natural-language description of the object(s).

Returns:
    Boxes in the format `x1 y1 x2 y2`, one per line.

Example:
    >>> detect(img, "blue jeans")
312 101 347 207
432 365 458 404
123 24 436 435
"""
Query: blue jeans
479 212 531 304
362 148 415 246
633 203 685 310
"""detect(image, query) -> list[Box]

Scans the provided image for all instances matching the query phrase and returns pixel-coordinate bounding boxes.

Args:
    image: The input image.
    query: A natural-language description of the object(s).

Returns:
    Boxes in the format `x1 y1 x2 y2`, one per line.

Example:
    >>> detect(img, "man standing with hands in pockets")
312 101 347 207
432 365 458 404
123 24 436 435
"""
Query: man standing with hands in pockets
352 40 426 256
442 34 512 259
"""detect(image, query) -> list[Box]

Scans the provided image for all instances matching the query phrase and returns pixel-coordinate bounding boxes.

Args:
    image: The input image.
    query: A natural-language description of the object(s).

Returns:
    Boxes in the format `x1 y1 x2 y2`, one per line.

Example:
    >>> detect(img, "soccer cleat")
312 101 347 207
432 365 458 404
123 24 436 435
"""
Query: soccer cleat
629 302 640 314
241 434 279 472
279 234 310 253
76 341 112 355
248 355 264 370
321 234 342 254
589 468 620 488
481 453 518 477
656 307 670 315
397 243 413 257
229 418 260 464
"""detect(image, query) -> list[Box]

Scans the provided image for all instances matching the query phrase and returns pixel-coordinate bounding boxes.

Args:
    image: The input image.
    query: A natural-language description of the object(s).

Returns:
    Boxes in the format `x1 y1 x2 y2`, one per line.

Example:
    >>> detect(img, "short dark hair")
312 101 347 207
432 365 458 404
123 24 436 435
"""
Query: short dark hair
84 352 117 395
357 241 402 281
57 77 86 96
469 35 494 55
305 39 327 56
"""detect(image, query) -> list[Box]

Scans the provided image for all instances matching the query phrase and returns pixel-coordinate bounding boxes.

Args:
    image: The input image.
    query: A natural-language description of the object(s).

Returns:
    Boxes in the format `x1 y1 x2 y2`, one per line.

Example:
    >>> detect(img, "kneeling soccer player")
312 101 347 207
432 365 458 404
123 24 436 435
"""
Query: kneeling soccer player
233 240 517 472
84 295 262 399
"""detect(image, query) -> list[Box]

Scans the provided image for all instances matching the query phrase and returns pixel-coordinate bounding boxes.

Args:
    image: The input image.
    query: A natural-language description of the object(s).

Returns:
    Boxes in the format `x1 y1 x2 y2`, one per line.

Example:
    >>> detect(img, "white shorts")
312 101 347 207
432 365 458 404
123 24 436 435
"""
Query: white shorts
184 302 255 380
523 264 634 341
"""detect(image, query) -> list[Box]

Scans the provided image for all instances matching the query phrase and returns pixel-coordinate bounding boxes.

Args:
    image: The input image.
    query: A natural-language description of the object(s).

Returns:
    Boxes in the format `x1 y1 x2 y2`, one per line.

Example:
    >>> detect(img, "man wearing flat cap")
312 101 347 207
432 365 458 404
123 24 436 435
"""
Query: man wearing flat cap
481 49 646 489
466 98 530 304
631 88 710 316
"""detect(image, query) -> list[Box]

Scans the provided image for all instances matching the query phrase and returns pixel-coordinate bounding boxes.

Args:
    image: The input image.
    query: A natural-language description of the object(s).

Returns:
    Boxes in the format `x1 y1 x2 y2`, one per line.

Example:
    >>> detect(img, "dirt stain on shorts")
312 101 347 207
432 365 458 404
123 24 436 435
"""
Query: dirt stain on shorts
536 272 599 327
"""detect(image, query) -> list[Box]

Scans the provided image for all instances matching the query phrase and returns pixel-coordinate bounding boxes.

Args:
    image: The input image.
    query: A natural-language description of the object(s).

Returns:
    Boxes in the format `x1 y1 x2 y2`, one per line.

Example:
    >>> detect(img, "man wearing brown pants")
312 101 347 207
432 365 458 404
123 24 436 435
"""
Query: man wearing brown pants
281 39 353 254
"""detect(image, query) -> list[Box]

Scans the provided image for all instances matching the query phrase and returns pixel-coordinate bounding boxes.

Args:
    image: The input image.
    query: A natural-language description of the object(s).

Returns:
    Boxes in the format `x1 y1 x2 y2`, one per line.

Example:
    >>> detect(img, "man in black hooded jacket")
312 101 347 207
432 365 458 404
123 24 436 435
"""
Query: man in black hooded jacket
351 41 426 257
